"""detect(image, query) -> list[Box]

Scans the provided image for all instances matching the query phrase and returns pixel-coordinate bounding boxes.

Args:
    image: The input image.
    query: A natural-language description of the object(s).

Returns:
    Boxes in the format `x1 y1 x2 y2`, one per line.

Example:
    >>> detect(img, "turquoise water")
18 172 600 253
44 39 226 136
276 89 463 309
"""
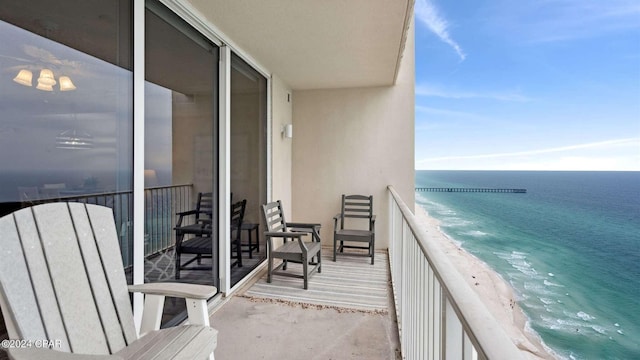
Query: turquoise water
415 171 640 360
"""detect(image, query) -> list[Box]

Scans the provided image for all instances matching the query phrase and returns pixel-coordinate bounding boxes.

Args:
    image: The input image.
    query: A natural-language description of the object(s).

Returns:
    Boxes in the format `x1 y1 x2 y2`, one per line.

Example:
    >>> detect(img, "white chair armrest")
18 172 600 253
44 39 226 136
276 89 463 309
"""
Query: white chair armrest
128 283 217 300
129 283 217 335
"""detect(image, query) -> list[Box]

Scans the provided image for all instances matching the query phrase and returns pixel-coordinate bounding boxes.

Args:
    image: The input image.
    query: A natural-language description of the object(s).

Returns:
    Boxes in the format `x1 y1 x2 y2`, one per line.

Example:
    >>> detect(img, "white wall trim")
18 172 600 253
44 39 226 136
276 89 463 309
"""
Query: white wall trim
132 0 146 334
218 45 231 294
146 0 275 296
267 77 273 203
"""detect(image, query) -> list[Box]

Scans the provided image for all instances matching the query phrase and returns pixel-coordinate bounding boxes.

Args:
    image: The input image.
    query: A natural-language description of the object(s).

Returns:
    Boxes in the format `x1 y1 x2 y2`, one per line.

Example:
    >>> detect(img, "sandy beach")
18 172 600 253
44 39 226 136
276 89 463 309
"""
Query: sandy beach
414 206 555 359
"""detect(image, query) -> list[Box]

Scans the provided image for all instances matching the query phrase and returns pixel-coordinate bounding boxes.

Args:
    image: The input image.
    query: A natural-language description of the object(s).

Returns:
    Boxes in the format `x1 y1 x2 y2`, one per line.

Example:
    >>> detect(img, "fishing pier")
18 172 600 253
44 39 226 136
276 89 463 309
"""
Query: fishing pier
416 187 527 193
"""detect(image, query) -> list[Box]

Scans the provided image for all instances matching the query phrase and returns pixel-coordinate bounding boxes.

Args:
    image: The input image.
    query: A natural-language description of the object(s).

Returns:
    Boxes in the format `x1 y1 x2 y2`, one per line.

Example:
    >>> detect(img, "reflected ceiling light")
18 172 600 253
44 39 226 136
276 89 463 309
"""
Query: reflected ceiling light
13 69 33 86
12 68 76 92
36 82 54 91
56 129 93 150
37 68 57 86
58 76 76 91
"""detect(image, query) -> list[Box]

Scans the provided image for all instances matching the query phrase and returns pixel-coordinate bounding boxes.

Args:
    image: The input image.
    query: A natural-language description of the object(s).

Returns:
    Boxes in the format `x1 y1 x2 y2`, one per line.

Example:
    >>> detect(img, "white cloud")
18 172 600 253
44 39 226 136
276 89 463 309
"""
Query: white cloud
415 105 494 126
501 156 640 171
416 138 640 170
416 84 532 101
416 105 479 117
414 0 466 60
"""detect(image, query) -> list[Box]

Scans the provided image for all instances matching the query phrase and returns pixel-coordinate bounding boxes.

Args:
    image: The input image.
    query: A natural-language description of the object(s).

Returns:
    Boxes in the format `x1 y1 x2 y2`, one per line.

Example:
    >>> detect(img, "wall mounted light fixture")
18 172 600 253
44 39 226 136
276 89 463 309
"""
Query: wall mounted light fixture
281 124 293 139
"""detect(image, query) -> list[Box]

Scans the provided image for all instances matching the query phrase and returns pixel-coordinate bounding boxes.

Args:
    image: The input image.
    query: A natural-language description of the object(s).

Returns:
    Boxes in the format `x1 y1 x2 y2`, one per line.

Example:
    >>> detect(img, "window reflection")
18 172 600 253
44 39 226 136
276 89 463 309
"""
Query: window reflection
144 4 219 325
0 0 133 224
230 54 268 286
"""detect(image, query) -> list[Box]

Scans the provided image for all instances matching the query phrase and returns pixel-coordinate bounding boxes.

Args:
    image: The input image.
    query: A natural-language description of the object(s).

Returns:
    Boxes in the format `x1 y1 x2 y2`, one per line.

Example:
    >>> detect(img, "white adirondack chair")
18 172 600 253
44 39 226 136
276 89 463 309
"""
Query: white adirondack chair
0 203 217 359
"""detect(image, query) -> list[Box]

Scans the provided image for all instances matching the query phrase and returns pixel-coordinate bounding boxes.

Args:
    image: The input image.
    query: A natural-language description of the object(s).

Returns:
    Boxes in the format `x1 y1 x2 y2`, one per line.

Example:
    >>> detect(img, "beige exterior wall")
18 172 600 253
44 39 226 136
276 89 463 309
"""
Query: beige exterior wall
270 75 294 219
289 19 415 249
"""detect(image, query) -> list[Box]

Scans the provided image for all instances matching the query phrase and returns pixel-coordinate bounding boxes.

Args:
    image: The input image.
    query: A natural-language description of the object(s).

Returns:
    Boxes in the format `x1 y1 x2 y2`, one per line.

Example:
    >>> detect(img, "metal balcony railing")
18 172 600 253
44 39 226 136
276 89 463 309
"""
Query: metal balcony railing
388 185 523 360
26 184 194 268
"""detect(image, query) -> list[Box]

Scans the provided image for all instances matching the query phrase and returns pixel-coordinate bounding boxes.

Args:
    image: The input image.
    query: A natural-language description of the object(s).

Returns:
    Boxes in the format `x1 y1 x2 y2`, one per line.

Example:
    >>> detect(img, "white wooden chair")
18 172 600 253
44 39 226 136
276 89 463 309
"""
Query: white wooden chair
0 203 217 359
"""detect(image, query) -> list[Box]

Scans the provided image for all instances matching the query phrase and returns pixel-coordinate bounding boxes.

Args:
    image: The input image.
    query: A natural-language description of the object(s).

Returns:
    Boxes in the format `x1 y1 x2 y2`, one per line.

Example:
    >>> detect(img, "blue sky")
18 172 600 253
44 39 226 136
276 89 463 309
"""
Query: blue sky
414 0 640 170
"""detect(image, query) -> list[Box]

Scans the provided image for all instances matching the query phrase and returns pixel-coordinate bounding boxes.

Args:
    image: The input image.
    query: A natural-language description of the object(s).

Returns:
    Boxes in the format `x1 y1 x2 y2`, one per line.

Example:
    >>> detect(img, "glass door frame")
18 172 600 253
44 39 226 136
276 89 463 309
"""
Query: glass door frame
130 0 273 328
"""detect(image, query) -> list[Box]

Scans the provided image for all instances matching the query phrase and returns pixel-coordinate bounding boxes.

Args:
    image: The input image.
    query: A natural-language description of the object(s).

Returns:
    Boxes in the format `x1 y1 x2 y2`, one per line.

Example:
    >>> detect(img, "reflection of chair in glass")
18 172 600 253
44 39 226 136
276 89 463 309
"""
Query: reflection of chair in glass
175 199 246 279
230 193 260 258
17 186 40 203
174 192 212 279
0 202 218 359
261 200 322 289
240 222 260 258
174 192 213 245
229 199 246 268
40 183 66 200
333 194 376 265
39 188 61 200
43 183 66 190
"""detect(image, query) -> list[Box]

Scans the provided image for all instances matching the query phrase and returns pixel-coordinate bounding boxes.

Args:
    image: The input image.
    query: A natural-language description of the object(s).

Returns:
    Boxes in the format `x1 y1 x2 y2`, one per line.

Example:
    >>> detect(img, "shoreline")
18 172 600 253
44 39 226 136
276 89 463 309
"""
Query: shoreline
414 206 556 359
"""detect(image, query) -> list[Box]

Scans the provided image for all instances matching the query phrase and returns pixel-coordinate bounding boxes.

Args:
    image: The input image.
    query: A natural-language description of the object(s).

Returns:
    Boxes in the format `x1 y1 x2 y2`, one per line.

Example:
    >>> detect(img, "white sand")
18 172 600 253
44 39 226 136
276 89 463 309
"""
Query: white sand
414 206 555 359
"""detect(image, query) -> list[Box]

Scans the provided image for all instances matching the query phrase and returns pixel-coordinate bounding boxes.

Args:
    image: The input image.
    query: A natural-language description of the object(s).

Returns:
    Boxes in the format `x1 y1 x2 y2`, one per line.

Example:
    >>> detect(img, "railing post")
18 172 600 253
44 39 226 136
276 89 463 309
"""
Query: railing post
402 220 408 358
463 332 477 360
445 297 463 360
433 275 441 359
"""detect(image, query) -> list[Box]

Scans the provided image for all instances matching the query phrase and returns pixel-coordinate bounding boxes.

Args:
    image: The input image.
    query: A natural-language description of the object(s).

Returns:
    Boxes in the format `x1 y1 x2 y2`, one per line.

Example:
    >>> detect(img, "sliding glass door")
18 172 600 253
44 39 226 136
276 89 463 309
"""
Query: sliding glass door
230 53 267 286
144 2 219 324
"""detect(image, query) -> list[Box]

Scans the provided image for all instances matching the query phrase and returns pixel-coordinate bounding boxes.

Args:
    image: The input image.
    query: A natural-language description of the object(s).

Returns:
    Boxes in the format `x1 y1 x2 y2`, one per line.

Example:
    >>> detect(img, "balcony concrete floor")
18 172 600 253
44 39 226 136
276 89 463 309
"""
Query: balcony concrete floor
0 252 400 360
210 251 401 360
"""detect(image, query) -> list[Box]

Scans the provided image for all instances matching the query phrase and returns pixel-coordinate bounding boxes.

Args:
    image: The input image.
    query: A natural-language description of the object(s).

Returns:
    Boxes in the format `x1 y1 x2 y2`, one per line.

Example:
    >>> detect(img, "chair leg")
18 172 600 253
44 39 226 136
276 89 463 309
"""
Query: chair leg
318 248 322 273
175 251 181 280
303 255 308 290
248 229 253 259
333 236 337 262
267 253 273 283
371 236 375 265
254 227 259 255
237 238 243 267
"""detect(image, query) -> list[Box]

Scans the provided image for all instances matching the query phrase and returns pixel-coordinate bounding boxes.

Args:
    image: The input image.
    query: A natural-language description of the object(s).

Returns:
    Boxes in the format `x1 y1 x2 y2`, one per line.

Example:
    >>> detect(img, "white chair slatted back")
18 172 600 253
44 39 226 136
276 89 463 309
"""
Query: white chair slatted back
0 203 138 354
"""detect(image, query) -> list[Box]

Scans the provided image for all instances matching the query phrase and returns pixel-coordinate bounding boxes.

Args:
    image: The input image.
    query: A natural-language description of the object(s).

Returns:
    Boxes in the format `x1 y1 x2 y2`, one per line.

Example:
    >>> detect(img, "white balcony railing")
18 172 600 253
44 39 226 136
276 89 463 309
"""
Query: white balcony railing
388 186 523 360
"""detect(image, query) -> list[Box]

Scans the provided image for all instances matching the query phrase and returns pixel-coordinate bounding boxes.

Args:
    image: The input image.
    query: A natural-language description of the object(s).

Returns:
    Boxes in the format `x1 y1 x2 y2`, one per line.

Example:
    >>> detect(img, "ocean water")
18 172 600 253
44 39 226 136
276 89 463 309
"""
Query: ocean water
415 171 640 360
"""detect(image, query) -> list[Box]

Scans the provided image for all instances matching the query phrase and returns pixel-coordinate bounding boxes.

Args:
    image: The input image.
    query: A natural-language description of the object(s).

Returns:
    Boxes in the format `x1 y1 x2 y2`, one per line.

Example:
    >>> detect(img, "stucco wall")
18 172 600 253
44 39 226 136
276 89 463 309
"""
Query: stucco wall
270 75 294 219
289 19 415 249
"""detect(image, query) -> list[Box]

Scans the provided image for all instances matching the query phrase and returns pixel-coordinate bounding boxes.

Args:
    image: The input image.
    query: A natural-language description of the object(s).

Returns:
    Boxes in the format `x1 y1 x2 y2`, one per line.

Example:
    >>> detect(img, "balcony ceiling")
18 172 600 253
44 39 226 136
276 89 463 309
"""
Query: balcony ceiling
188 0 412 90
